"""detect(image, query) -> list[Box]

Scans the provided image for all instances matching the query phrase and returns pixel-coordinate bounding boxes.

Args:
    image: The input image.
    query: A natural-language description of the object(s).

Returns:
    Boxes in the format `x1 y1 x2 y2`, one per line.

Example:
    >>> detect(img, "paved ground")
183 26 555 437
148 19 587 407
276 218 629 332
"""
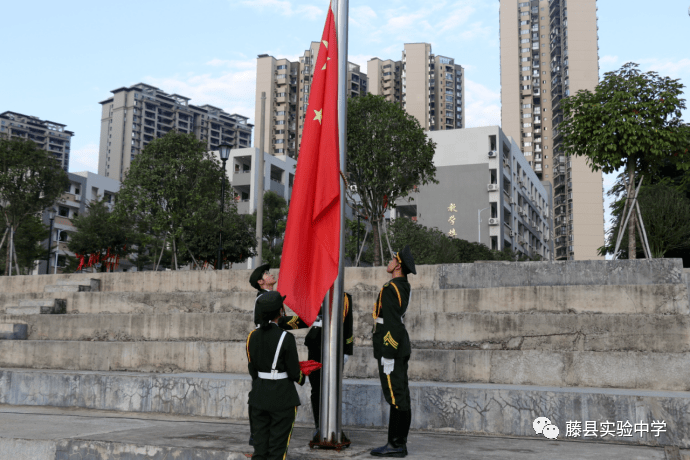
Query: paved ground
0 405 679 460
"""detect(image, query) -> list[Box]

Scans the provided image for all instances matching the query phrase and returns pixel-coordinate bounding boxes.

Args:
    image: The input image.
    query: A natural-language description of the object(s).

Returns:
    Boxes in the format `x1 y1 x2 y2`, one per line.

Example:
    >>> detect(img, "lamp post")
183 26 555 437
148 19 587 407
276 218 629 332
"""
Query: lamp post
478 207 489 245
217 144 232 270
45 208 56 275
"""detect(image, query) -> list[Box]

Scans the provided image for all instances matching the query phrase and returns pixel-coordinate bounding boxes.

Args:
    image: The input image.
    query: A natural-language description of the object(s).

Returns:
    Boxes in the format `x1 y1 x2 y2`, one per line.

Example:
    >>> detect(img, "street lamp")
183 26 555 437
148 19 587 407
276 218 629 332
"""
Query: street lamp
217 144 232 270
45 208 56 275
478 207 489 246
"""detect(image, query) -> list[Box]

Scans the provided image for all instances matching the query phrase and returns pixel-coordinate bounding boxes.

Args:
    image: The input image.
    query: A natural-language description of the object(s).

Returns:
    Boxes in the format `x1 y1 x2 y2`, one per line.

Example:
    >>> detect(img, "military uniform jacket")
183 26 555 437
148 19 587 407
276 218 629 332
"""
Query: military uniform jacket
372 277 411 360
304 293 354 361
246 322 306 411
254 290 309 330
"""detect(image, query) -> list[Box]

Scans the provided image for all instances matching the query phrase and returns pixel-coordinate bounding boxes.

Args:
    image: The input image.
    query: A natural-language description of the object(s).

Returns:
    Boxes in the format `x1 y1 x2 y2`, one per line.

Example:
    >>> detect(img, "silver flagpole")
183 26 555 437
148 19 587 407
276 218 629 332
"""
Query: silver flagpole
318 0 348 446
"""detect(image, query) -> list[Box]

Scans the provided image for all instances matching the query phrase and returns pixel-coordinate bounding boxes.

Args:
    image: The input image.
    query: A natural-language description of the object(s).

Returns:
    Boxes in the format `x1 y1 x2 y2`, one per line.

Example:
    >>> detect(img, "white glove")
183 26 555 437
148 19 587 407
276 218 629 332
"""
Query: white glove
381 357 394 375
343 355 350 366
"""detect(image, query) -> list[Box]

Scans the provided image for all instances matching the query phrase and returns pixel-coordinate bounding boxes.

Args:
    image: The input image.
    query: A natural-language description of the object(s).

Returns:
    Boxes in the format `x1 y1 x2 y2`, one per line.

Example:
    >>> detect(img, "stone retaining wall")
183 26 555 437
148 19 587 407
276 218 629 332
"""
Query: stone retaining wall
1 369 687 448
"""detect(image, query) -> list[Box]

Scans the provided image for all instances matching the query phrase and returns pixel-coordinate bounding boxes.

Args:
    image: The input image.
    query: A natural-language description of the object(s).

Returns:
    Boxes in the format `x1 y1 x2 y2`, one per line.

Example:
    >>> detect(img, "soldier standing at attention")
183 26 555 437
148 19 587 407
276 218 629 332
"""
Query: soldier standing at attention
370 246 415 458
246 290 306 460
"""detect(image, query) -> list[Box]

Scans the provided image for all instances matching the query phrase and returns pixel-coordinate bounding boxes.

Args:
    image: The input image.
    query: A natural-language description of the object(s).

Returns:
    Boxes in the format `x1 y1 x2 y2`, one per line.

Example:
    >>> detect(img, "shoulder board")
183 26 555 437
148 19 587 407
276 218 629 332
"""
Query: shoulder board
383 282 390 288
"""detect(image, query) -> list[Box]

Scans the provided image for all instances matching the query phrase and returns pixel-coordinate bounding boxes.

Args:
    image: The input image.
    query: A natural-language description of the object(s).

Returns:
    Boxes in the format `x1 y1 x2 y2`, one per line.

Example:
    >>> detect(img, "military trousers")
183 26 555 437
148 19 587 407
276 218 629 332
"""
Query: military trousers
250 405 297 460
377 355 411 412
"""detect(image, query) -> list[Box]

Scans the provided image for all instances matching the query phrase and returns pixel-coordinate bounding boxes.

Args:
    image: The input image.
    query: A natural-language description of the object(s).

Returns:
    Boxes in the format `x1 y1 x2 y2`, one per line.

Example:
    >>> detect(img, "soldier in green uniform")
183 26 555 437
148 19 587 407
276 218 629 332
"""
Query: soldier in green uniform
248 264 309 447
303 292 354 440
250 263 309 330
246 290 306 460
370 246 415 458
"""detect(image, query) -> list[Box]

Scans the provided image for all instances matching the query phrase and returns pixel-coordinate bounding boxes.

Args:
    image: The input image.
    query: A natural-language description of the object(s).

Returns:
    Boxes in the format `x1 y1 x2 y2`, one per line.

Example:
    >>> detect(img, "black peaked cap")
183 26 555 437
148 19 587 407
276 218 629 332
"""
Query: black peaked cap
250 263 271 290
398 245 416 275
257 290 286 319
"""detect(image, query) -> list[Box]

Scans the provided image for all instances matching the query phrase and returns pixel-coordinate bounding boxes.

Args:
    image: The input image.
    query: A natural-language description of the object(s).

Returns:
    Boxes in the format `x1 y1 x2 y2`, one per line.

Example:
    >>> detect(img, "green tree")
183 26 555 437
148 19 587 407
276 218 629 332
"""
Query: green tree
246 191 288 267
0 137 69 275
602 183 690 259
0 214 49 275
559 62 689 259
385 217 534 265
114 131 230 269
179 204 256 268
344 216 374 266
67 198 130 271
346 95 437 266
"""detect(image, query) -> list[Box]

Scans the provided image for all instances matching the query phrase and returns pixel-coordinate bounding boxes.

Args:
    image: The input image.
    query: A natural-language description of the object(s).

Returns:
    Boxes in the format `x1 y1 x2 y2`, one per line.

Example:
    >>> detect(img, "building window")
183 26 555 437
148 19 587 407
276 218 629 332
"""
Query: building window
58 206 69 217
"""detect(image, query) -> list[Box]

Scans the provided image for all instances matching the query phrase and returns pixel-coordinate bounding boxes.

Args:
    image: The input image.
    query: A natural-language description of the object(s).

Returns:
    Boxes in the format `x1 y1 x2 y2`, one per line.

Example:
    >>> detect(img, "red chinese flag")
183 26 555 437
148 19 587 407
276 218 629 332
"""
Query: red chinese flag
278 4 340 326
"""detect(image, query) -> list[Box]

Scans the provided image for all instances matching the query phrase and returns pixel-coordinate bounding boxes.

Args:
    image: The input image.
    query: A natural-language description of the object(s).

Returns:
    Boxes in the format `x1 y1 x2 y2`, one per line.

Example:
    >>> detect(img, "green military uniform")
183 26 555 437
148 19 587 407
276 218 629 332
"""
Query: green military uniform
248 264 308 449
303 292 354 430
246 291 306 460
254 289 309 330
373 278 411 411
371 246 416 458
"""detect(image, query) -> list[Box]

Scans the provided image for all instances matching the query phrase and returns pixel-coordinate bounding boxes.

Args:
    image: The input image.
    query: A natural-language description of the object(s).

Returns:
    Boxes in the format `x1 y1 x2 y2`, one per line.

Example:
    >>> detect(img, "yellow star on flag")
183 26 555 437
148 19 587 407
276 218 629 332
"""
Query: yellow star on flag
322 40 328 49
314 108 323 124
322 57 331 70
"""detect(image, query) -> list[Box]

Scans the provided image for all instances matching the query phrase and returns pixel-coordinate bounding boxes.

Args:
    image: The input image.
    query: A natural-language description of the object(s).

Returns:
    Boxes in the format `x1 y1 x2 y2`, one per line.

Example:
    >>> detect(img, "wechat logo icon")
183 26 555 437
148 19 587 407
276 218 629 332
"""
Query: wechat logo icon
533 416 560 440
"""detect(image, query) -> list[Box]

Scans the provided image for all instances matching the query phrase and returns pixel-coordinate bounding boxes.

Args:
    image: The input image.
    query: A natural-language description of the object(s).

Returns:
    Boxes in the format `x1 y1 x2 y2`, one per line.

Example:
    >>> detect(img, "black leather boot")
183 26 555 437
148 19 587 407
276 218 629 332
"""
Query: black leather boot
370 438 407 457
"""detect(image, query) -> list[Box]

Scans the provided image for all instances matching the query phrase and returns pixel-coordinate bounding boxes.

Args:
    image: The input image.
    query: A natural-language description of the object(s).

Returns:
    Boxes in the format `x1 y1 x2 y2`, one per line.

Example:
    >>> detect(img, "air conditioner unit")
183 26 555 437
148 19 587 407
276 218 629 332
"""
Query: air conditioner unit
509 197 516 205
488 150 497 158
519 238 526 245
487 184 499 191
509 231 516 237
349 184 357 193
489 218 499 226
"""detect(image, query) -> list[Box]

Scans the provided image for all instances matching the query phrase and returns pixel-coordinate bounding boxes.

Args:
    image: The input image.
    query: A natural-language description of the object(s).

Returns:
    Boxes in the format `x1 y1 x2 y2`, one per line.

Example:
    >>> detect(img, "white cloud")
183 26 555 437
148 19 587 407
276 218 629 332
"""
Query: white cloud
599 55 618 67
69 143 99 174
238 0 323 20
463 79 501 127
205 59 255 70
144 60 257 126
348 54 372 70
350 5 377 30
640 58 690 79
367 0 495 46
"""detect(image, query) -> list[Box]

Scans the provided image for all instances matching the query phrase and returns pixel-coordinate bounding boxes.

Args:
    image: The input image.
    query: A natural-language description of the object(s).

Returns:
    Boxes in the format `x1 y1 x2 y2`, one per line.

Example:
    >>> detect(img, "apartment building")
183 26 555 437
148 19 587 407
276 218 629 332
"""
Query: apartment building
98 83 253 180
36 172 121 274
368 43 465 131
0 111 73 171
394 127 553 260
255 43 367 158
499 0 604 260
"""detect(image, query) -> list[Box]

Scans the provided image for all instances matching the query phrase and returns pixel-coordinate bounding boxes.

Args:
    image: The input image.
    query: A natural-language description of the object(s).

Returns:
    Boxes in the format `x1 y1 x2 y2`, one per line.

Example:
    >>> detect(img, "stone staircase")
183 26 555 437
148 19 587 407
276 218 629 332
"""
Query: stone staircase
0 260 688 449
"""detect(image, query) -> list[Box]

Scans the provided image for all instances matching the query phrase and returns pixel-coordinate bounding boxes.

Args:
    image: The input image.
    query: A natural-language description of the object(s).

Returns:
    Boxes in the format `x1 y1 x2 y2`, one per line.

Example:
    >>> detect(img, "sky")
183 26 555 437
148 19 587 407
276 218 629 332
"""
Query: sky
1 0 689 236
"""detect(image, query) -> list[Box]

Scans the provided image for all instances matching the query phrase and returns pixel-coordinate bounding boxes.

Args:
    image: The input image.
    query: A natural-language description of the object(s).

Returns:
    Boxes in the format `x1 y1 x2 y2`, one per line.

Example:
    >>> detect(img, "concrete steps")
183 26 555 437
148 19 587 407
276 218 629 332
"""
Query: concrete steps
0 368 687 449
4 299 66 315
0 322 27 340
4 311 689 353
2 283 685 315
1 340 688 391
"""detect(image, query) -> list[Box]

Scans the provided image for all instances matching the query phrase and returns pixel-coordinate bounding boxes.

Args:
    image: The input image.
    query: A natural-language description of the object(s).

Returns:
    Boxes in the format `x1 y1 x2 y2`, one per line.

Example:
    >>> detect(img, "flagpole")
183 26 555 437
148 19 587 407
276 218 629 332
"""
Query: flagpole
318 0 348 446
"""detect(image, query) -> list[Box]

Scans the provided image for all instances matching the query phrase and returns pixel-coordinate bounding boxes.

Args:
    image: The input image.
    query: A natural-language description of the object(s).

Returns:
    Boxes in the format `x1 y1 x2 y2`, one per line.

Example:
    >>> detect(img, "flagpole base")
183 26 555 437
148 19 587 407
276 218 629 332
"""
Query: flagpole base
309 431 351 451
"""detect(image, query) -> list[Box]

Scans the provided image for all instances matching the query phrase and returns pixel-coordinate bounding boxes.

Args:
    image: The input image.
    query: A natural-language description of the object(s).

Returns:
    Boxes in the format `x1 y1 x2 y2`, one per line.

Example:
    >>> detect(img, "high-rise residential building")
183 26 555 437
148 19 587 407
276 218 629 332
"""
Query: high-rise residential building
499 0 604 260
368 43 465 131
255 42 367 158
0 111 73 171
98 83 253 180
